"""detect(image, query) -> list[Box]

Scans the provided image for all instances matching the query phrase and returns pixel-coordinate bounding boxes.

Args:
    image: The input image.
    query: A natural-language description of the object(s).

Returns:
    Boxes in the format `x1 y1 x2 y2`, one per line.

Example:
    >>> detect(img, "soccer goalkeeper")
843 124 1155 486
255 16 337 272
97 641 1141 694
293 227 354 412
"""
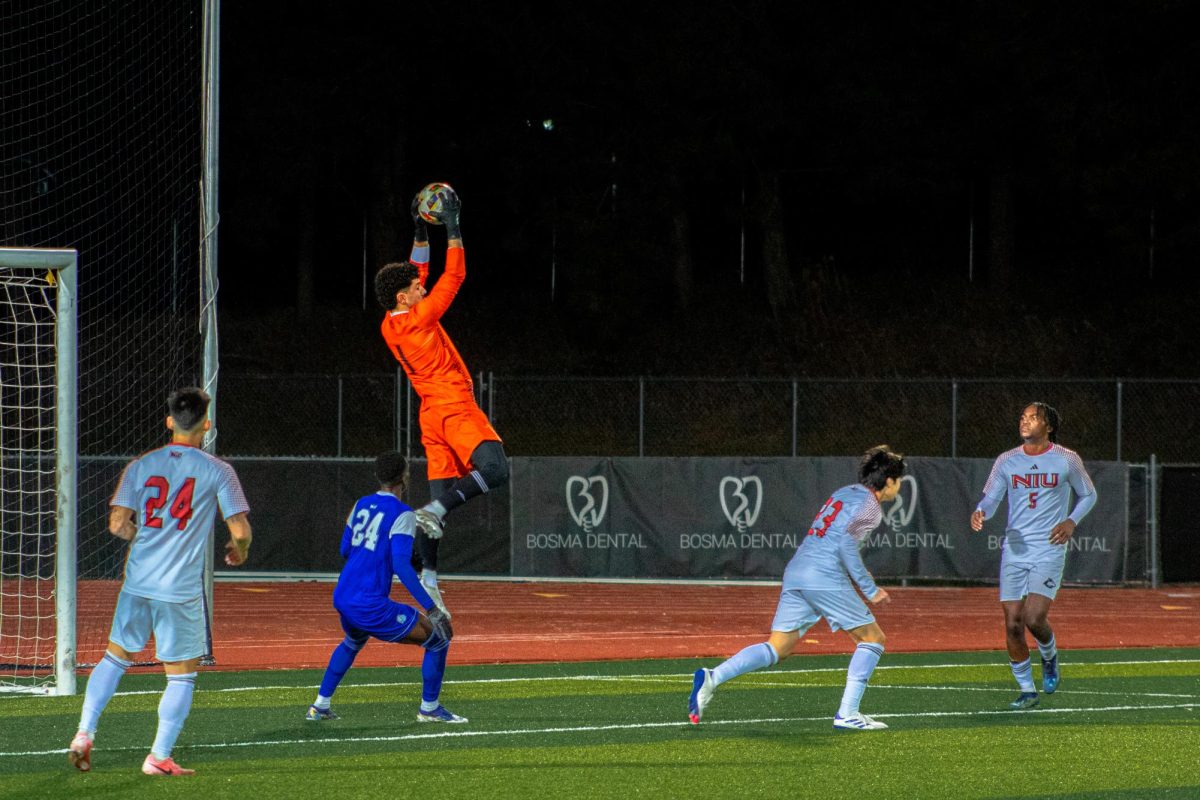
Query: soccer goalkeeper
374 187 509 616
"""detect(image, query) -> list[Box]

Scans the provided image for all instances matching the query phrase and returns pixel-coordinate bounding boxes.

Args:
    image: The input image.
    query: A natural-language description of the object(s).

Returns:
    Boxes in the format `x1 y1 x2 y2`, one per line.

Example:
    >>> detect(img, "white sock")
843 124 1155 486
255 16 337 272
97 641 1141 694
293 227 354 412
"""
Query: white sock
711 642 778 686
1010 658 1036 692
421 569 439 587
78 652 131 736
838 642 884 717
151 673 196 760
1035 634 1057 663
420 700 440 712
313 694 332 710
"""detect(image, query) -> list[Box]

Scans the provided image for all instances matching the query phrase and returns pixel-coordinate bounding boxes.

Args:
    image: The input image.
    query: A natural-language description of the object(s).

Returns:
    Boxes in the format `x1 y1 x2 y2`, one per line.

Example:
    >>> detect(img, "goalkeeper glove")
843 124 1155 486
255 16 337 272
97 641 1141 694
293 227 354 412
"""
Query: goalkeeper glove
410 192 429 243
428 606 454 643
439 188 462 241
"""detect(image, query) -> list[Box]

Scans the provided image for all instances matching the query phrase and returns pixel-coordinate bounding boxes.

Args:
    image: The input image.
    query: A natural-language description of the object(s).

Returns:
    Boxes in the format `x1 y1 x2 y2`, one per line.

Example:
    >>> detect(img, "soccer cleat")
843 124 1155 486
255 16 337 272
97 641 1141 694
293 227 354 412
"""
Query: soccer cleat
1009 692 1040 710
414 508 444 539
305 704 339 721
688 668 714 724
141 754 195 776
1042 655 1059 694
833 712 889 731
416 705 468 723
67 732 92 772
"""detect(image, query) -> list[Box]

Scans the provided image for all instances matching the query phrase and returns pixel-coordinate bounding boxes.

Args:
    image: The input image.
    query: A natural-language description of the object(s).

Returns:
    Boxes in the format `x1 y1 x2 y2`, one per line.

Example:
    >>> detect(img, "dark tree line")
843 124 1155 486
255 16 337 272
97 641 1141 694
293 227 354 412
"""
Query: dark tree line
219 0 1199 375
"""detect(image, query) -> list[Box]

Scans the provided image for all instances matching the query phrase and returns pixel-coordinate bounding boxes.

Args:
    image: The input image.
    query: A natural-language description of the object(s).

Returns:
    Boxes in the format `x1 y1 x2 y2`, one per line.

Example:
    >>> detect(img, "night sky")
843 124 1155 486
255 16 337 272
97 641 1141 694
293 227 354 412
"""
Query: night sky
216 1 1200 377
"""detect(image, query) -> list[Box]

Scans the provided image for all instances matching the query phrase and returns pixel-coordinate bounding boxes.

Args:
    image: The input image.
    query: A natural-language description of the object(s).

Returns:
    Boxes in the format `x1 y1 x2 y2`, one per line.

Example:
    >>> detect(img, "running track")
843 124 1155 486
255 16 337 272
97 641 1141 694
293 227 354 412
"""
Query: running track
71 581 1200 671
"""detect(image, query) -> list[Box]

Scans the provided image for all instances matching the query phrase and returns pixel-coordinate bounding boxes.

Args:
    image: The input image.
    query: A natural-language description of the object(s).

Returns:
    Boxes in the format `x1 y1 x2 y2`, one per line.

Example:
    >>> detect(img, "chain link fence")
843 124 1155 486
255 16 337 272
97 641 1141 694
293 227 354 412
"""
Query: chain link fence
216 373 1199 463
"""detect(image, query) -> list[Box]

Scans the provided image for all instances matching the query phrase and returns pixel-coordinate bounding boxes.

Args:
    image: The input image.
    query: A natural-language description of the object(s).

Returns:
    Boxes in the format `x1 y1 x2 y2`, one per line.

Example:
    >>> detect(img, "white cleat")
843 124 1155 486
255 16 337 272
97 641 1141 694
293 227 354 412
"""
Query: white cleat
688 668 715 724
414 508 444 539
417 705 468 723
833 712 888 731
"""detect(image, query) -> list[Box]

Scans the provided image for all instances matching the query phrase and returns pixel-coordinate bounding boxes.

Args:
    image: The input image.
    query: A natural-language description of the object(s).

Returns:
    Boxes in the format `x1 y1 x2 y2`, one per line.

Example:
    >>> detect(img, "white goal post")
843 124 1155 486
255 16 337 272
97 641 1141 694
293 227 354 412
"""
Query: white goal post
0 248 78 695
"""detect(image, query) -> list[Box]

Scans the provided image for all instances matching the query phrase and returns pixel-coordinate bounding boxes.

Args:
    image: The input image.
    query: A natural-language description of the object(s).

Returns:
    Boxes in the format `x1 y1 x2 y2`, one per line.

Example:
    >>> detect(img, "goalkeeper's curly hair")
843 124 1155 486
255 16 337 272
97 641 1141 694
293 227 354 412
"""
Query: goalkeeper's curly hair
375 262 420 310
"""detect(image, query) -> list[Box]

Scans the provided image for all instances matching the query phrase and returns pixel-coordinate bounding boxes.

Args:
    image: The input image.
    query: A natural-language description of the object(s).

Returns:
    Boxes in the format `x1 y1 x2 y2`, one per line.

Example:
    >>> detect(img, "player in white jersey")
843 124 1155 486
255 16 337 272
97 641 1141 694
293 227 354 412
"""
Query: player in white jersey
68 388 252 777
688 446 906 731
970 402 1097 710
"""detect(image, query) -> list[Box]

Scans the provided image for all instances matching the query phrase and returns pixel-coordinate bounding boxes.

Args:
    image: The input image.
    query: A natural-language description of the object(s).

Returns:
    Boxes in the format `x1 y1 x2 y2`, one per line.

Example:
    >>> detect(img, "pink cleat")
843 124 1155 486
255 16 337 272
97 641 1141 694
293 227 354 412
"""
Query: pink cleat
142 754 195 776
67 732 92 772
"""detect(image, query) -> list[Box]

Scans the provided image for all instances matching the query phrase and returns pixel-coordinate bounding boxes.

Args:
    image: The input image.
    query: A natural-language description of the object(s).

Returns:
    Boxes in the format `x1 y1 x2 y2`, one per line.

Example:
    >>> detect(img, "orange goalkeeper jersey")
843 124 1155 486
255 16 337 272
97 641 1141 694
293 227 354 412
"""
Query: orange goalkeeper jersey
380 246 476 407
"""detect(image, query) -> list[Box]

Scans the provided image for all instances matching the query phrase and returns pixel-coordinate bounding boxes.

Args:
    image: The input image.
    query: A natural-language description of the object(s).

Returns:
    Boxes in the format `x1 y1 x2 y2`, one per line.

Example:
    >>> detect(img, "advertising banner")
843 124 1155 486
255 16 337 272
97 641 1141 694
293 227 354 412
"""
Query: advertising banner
510 456 1135 583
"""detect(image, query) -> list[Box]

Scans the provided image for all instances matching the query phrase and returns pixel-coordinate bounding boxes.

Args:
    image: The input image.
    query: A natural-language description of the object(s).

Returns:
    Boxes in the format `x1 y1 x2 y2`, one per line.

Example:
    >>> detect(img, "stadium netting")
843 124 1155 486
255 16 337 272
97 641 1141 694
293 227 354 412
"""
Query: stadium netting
1 1 207 680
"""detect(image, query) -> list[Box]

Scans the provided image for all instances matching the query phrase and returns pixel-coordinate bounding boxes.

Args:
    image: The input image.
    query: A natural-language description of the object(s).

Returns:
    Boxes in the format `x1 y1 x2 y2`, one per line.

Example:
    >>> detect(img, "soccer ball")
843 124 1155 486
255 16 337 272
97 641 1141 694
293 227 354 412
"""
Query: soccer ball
414 182 458 225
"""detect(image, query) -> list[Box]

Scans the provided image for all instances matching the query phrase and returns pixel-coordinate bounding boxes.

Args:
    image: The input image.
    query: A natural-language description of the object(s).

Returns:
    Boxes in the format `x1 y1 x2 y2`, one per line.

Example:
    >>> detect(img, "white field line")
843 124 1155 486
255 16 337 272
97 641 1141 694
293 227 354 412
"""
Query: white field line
94 656 1200 698
4 701 1199 759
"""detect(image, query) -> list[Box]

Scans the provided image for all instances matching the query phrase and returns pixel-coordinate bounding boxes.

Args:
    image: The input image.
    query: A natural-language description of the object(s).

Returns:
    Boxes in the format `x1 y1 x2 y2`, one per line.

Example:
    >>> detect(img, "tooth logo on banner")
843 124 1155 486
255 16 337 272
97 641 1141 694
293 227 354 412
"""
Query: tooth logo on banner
566 475 608 532
719 476 763 532
883 474 919 532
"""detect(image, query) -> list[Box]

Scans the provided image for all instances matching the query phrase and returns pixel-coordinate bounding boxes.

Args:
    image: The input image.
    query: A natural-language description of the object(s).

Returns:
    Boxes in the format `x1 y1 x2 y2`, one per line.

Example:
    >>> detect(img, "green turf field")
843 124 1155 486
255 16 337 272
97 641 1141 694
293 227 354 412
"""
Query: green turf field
2 648 1198 799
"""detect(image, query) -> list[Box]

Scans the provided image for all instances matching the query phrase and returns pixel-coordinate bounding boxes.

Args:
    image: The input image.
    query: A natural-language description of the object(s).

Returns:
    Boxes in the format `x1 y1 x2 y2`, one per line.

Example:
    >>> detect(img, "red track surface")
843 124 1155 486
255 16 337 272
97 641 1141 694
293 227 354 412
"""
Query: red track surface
7 580 1192 674
181 581 1200 671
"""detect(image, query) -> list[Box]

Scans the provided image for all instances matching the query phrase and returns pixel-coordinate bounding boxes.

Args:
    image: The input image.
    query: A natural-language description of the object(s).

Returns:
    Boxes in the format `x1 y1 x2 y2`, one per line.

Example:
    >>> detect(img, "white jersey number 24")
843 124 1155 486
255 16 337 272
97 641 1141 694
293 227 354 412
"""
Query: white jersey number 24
350 510 384 551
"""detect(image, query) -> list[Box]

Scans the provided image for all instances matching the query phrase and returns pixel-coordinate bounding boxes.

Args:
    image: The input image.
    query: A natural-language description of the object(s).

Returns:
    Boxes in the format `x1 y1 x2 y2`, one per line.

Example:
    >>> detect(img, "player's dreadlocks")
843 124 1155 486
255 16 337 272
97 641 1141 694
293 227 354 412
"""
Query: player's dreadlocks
374 262 420 310
1027 401 1061 443
167 387 210 433
859 445 906 491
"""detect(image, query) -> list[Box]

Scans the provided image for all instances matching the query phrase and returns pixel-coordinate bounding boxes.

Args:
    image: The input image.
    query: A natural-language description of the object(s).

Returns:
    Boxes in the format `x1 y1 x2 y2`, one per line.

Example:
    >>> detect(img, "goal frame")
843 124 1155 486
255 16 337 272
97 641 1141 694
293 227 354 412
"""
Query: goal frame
0 247 78 695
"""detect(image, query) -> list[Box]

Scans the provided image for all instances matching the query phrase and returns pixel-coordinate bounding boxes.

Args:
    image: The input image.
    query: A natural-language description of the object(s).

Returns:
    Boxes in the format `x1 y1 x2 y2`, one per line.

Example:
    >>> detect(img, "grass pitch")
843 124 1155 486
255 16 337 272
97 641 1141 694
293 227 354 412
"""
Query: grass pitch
2 648 1198 799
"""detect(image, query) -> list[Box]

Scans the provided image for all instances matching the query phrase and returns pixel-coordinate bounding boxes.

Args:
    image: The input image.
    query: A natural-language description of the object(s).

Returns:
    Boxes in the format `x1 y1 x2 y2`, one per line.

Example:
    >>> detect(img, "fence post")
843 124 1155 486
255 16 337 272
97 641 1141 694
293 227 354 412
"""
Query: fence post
400 367 410 453
406 379 414 458
1148 453 1159 588
638 377 645 457
488 370 495 419
336 375 344 457
791 379 798 457
951 380 958 458
1115 380 1123 462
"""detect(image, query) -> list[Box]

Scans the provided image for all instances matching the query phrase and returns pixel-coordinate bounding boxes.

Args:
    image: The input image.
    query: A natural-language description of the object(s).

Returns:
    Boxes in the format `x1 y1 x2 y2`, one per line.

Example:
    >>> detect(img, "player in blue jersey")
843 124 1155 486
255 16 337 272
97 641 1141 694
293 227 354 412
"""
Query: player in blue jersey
688 446 906 731
970 402 1097 710
68 388 252 777
305 451 463 723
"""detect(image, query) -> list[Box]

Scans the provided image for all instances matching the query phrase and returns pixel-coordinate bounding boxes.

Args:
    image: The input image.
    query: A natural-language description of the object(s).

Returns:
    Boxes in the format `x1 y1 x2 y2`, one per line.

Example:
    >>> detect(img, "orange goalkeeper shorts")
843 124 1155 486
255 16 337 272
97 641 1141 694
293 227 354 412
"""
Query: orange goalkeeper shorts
419 400 502 480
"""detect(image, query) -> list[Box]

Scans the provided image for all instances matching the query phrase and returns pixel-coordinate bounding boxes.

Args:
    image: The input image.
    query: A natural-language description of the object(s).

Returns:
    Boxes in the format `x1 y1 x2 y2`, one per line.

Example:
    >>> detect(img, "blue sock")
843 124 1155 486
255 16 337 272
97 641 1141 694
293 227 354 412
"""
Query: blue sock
1010 658 1036 692
151 673 196 760
421 645 448 704
78 652 130 735
1035 634 1057 663
838 642 884 717
317 640 363 700
711 642 778 687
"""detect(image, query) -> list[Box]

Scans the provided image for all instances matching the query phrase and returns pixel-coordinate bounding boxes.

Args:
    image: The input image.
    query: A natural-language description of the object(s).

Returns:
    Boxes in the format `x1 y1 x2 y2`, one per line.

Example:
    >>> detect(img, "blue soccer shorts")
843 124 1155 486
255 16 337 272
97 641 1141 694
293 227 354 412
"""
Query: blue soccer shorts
336 600 420 644
109 590 207 662
771 585 875 634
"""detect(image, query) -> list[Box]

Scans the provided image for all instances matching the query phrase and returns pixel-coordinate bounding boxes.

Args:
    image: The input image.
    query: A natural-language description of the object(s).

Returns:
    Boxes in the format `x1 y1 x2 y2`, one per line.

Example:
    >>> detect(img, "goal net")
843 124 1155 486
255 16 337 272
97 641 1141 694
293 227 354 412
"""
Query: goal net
0 2 210 692
0 250 77 694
